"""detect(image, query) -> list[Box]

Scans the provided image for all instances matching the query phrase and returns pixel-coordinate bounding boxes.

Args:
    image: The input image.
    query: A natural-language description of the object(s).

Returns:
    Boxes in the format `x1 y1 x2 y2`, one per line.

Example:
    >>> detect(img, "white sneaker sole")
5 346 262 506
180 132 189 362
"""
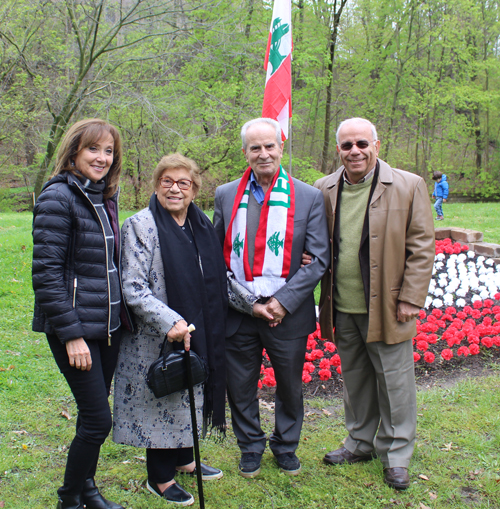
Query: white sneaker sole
238 466 261 478
202 470 223 480
280 465 302 475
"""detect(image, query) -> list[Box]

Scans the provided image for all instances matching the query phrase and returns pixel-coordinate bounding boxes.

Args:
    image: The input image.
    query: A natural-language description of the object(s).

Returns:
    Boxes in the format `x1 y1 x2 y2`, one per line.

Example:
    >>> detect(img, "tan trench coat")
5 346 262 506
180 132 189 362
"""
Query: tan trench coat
314 159 435 345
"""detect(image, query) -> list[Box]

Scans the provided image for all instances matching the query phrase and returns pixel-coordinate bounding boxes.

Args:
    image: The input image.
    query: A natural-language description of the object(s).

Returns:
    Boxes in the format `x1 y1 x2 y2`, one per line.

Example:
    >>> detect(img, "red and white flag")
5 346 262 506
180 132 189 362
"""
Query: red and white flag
262 0 292 141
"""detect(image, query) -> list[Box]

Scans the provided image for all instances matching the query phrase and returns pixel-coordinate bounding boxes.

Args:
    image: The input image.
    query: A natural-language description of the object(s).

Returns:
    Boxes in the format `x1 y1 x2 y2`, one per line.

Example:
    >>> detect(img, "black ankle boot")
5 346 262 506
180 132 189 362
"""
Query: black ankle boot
56 494 84 509
82 478 124 509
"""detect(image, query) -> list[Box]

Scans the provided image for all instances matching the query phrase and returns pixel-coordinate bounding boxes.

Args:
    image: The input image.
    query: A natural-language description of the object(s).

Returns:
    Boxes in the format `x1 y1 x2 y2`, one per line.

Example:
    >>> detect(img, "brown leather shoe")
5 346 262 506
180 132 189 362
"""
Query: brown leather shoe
323 446 373 465
384 467 410 490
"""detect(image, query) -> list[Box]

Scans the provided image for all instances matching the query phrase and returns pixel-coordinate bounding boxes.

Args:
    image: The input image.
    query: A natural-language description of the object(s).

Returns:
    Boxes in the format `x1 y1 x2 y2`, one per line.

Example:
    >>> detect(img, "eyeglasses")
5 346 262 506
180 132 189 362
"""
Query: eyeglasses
339 140 376 151
158 177 193 190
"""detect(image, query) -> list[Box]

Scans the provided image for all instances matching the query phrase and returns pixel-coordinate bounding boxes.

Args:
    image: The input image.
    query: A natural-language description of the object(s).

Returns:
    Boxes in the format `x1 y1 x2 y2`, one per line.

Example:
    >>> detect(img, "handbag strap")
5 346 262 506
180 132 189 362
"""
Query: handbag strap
160 323 195 369
159 335 174 369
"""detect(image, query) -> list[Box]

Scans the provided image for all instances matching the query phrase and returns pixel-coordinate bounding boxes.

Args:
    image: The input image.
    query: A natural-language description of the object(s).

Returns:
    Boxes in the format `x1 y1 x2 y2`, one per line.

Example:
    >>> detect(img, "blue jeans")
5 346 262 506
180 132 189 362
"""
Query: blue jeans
434 197 443 217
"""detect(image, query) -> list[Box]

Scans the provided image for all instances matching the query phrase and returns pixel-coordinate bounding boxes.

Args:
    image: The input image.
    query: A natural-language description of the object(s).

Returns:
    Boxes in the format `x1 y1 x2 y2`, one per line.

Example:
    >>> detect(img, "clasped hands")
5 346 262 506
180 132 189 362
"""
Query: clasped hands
253 296 287 327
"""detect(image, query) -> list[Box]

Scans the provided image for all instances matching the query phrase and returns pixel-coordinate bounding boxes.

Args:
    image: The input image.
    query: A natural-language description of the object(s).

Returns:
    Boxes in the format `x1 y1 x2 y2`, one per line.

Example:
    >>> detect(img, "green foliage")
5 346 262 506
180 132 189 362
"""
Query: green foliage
289 156 325 185
0 187 33 212
1 0 500 205
0 189 17 212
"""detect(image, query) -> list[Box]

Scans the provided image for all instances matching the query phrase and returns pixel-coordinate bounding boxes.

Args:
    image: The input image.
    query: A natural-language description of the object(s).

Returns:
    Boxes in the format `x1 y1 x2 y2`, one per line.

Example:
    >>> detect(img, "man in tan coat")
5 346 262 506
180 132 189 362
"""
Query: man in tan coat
314 118 434 490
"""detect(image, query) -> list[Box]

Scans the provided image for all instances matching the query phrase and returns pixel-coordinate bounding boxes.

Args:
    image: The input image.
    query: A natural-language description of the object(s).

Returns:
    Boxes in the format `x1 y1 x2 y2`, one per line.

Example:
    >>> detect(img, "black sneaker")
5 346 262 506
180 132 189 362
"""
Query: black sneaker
146 481 194 506
177 462 223 480
275 452 301 475
238 452 262 478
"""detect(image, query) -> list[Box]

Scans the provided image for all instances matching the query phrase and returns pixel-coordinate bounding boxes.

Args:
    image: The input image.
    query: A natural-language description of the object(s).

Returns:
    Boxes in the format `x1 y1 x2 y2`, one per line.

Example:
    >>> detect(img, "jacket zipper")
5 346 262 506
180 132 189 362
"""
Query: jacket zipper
72 278 78 308
73 183 112 345
108 189 133 332
95 209 112 346
115 188 133 331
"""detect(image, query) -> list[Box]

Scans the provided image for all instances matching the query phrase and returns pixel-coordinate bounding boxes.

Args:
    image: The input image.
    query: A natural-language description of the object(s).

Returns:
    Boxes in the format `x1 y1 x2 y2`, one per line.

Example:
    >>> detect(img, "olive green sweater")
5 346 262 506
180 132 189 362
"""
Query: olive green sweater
334 178 372 314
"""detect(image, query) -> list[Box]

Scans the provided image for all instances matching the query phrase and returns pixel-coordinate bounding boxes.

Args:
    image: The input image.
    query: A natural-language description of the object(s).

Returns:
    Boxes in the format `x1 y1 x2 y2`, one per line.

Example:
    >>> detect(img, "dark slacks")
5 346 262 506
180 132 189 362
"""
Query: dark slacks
146 448 194 483
335 312 417 468
225 314 307 456
47 332 121 496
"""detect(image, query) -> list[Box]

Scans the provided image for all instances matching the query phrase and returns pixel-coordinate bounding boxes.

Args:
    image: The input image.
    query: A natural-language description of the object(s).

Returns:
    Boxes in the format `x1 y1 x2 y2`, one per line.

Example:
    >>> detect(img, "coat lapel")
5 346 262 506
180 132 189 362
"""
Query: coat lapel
326 169 343 214
370 159 392 205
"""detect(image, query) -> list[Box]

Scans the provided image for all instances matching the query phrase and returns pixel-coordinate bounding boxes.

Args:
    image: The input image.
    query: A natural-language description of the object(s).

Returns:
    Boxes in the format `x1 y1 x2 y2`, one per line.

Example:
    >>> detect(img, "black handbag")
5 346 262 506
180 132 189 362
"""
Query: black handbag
146 338 208 398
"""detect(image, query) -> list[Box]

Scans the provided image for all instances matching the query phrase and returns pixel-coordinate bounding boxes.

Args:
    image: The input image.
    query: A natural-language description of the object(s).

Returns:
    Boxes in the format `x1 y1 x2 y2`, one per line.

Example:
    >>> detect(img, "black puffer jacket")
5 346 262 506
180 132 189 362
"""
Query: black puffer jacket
32 172 126 343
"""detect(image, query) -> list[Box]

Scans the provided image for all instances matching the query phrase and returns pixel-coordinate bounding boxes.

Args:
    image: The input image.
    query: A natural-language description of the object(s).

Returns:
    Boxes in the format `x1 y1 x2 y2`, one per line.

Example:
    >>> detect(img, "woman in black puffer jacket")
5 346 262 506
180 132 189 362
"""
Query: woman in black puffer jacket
32 119 129 509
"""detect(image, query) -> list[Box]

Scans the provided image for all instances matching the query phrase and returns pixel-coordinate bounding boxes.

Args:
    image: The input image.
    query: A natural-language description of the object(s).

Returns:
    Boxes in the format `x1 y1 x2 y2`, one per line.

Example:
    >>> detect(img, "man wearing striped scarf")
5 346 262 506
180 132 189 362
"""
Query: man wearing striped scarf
214 118 330 479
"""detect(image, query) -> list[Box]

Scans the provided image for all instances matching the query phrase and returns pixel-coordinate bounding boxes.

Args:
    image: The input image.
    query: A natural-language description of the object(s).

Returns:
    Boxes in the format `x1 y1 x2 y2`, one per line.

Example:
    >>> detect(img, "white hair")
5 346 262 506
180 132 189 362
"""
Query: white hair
241 118 282 150
336 118 378 145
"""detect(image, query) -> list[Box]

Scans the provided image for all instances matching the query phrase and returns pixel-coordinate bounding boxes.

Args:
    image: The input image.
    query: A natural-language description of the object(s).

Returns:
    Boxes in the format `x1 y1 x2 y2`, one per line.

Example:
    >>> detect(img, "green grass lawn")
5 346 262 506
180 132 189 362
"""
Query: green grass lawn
437 202 500 243
1 209 500 508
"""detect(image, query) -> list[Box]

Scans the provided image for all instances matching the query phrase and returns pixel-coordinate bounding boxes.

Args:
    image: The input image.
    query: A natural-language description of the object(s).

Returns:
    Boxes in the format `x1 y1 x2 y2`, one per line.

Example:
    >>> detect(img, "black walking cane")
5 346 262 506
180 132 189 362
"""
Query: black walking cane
186 324 205 509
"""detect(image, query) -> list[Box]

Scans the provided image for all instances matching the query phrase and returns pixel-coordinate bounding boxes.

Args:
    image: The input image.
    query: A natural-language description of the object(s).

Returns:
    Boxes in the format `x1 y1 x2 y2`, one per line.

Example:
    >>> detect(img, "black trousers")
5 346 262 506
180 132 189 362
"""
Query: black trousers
47 331 121 496
225 314 307 456
147 448 194 483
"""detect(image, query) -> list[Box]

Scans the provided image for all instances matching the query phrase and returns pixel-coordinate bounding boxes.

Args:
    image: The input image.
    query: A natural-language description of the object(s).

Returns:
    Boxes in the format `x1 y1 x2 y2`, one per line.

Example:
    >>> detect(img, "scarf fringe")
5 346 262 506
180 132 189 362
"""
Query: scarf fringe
201 419 227 441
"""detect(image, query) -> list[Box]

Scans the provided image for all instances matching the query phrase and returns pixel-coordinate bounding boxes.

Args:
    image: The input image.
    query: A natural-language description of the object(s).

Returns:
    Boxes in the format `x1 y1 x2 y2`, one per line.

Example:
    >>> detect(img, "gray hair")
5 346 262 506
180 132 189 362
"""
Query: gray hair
151 153 201 193
336 118 378 145
241 118 282 150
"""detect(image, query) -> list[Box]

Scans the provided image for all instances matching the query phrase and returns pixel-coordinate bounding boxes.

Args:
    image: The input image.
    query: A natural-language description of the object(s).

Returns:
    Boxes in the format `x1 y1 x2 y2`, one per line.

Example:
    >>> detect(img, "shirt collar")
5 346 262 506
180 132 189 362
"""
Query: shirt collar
343 166 375 185
249 170 265 205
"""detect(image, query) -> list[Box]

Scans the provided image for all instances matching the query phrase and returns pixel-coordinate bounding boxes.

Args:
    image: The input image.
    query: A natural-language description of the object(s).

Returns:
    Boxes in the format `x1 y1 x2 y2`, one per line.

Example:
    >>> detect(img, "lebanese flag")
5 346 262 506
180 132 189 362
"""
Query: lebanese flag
262 0 292 141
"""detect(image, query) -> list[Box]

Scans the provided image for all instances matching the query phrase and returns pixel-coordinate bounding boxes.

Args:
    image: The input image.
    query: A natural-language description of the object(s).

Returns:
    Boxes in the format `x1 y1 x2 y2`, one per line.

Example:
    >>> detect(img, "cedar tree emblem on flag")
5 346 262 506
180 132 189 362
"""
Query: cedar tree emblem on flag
269 18 290 71
233 232 244 257
267 231 284 256
262 0 292 141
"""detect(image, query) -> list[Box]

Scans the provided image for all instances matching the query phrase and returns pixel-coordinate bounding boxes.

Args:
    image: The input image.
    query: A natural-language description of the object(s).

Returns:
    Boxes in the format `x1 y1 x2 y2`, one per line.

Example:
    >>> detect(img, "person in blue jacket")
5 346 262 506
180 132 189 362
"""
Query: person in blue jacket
432 171 449 220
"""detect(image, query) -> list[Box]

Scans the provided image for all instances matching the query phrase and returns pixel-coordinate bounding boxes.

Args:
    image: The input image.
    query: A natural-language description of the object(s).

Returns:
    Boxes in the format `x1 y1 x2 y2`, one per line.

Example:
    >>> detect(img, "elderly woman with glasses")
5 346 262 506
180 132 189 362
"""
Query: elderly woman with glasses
113 153 227 506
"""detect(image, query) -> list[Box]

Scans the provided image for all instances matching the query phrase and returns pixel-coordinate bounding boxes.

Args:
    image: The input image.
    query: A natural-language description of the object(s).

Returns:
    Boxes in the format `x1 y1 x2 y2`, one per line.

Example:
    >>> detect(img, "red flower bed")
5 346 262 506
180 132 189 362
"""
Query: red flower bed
259 239 500 388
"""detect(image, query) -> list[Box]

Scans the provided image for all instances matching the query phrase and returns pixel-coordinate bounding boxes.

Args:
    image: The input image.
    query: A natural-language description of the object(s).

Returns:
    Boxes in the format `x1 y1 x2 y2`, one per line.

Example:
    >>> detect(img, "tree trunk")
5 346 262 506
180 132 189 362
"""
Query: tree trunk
320 0 347 174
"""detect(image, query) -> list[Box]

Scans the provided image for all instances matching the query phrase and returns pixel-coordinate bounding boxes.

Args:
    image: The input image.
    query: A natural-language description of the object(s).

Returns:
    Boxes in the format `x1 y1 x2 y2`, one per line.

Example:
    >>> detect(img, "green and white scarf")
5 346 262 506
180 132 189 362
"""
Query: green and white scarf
223 165 295 298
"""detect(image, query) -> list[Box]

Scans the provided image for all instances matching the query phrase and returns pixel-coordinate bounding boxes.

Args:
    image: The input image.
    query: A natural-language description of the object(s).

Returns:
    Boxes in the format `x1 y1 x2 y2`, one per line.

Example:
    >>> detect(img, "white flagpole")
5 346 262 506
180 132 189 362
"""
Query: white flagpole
288 119 292 176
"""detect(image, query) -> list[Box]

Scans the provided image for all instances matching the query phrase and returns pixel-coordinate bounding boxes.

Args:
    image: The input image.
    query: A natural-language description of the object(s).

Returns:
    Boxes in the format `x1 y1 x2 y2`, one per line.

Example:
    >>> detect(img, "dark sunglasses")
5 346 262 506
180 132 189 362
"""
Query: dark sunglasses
158 177 193 190
339 140 375 151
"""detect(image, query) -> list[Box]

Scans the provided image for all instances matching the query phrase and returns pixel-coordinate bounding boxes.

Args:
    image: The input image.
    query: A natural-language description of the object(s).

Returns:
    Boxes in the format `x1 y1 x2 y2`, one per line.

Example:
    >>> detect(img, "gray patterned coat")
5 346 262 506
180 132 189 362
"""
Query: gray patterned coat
113 208 202 449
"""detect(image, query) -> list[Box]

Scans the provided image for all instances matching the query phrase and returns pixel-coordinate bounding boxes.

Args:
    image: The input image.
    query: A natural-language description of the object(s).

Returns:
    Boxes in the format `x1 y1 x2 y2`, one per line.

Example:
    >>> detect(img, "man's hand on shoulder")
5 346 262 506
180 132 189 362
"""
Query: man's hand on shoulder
396 301 421 322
